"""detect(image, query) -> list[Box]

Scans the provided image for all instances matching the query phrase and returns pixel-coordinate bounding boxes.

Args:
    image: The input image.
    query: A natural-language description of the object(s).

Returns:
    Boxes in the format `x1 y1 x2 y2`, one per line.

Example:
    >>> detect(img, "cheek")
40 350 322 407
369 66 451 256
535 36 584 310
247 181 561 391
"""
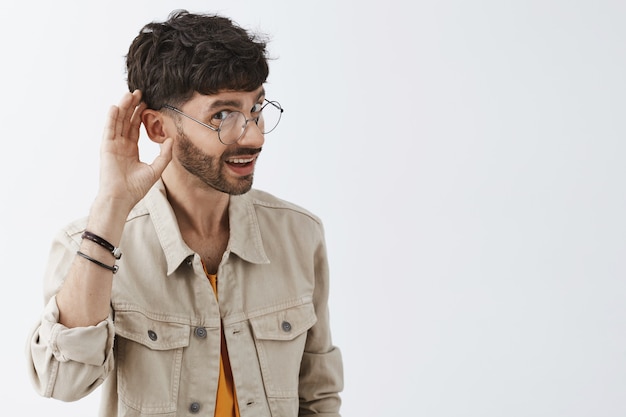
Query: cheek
176 130 225 160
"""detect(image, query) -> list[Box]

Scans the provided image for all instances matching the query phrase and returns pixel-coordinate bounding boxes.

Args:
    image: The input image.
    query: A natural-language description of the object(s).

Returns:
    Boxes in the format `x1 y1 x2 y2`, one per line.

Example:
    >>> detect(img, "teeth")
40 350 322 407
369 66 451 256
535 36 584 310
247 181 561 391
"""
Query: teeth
229 158 253 164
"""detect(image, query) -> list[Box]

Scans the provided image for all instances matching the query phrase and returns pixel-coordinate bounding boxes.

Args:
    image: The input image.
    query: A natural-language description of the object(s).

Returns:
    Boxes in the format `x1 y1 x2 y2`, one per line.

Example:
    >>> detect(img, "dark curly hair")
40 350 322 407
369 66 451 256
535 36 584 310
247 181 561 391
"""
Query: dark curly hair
126 10 270 109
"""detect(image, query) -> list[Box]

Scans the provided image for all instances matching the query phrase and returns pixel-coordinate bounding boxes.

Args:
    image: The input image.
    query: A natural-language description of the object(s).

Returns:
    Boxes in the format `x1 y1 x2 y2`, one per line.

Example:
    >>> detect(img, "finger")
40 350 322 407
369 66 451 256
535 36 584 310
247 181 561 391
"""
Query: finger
112 92 134 139
114 93 133 135
120 90 142 138
149 138 174 177
103 105 120 143
127 102 148 142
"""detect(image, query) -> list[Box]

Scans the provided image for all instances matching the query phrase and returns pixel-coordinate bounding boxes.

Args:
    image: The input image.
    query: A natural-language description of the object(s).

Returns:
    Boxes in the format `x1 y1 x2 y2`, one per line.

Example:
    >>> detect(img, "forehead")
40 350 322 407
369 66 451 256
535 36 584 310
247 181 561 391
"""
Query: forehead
186 86 265 111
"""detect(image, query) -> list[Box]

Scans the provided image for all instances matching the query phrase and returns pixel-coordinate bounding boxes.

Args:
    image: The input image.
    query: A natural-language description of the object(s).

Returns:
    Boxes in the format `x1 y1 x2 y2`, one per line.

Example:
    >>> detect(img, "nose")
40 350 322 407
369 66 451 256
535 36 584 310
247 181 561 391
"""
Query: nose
237 117 265 147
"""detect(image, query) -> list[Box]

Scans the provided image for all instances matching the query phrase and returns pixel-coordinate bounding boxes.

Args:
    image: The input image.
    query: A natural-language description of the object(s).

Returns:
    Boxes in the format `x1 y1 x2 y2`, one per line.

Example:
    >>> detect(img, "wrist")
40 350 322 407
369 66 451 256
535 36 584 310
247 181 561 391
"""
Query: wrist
86 196 133 246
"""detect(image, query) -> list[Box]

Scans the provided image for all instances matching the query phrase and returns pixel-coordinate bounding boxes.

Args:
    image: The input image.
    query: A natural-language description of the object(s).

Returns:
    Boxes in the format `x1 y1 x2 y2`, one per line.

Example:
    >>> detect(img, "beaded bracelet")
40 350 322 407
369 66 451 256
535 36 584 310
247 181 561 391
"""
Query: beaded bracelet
81 231 122 259
76 251 119 273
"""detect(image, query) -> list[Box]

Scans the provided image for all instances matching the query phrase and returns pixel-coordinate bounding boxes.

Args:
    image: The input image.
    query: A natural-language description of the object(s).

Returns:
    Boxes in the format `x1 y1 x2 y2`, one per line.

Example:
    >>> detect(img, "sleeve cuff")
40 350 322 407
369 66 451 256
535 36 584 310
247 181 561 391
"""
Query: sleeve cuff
39 295 114 366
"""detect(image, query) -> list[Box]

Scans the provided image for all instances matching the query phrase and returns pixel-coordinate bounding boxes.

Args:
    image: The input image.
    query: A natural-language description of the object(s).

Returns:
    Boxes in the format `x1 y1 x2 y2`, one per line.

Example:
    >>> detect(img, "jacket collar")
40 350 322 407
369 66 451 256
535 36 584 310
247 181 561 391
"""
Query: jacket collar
142 179 270 276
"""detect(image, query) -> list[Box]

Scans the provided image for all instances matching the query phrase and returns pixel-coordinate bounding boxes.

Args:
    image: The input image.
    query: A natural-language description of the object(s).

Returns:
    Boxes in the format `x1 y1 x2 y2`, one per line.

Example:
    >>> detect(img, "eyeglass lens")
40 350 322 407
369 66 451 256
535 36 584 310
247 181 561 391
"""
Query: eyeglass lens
219 101 282 144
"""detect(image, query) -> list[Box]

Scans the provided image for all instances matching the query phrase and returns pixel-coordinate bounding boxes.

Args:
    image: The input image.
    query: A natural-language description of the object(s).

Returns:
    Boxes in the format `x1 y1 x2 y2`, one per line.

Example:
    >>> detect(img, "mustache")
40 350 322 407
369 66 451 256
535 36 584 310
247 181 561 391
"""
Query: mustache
222 147 262 159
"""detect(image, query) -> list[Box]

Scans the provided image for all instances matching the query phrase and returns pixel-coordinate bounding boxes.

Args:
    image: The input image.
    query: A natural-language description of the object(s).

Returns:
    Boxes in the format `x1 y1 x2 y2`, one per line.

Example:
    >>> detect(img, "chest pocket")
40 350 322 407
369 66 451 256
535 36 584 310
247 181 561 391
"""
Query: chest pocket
250 302 317 399
115 310 190 415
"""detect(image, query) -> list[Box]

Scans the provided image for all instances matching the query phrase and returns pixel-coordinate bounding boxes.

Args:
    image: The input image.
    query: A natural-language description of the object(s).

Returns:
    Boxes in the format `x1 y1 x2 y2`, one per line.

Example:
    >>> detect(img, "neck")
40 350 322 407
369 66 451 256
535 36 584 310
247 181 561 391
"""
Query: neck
162 170 230 238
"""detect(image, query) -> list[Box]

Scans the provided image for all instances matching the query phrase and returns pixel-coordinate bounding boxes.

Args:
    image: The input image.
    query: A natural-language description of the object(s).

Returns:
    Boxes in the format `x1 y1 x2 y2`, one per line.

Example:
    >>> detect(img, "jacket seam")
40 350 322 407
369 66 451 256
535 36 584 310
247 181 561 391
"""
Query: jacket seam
222 295 314 325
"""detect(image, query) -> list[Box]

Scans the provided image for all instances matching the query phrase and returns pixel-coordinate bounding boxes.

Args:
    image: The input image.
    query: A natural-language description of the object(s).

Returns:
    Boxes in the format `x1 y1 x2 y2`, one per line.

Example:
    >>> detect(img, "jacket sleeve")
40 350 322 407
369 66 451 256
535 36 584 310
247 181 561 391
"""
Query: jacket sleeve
298 222 344 416
25 227 115 401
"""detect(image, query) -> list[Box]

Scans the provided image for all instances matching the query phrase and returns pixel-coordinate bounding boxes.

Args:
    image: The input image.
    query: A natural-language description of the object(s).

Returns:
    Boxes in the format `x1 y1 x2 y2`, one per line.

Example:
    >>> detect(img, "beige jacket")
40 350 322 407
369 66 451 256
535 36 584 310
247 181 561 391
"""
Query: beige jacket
26 180 343 417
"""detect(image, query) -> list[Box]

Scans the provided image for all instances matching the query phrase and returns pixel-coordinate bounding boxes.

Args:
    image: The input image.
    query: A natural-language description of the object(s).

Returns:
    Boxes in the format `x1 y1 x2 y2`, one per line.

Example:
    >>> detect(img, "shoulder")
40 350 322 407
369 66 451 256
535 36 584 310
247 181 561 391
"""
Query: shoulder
243 189 323 225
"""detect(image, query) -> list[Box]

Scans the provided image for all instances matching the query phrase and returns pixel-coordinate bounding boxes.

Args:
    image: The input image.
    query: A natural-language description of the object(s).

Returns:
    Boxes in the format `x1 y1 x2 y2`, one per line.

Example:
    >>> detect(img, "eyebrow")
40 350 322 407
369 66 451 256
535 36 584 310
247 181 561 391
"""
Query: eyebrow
206 89 266 112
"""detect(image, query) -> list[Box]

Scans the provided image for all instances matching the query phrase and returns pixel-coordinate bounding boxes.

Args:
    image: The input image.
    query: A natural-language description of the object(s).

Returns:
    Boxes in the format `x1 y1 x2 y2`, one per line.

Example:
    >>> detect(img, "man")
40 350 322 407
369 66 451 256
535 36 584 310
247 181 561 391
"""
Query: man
26 10 343 417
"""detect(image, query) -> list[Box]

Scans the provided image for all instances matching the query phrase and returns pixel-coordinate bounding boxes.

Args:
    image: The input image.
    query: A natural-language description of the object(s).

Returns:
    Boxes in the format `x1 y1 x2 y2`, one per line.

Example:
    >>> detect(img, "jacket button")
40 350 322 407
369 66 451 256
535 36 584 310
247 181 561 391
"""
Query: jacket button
147 330 157 341
281 321 292 332
189 402 201 413
195 327 207 338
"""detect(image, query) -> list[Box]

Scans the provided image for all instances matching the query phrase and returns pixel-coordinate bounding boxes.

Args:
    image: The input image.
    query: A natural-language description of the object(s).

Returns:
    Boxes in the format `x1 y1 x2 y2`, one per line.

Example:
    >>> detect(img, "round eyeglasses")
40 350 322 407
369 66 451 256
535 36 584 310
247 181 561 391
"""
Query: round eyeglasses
162 99 283 145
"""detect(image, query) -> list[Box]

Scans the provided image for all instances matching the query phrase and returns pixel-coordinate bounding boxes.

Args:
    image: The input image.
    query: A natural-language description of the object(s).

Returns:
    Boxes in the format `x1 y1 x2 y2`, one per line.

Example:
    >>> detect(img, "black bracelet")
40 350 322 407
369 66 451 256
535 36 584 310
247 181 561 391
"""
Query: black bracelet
81 231 122 259
76 251 119 274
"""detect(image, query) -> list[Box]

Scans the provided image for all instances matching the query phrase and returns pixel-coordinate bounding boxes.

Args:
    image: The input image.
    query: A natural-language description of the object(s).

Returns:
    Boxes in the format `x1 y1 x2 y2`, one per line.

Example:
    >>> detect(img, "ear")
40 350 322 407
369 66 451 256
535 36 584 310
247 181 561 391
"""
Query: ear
142 109 172 144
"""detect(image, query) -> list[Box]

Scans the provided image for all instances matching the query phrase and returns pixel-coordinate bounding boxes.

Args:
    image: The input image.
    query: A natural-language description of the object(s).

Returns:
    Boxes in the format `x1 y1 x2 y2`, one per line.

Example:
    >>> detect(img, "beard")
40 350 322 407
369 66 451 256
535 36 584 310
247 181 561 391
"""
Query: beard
175 127 260 195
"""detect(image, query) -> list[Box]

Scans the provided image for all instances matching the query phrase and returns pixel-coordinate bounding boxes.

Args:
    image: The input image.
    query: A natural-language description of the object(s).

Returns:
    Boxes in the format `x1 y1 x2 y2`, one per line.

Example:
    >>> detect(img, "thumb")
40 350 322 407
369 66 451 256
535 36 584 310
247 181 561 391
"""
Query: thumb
149 138 173 177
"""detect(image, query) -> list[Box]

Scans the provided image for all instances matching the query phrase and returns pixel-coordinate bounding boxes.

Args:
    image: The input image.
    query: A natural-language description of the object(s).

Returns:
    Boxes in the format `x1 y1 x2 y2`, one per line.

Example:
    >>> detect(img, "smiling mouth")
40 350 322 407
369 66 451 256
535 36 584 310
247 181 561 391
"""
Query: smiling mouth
226 157 255 166
223 147 262 175
224 154 259 177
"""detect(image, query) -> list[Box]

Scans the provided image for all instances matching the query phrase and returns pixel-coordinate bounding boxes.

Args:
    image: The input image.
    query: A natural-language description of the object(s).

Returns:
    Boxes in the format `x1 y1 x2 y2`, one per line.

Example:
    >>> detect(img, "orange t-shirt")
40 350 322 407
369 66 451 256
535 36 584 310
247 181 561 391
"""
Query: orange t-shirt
206 271 240 417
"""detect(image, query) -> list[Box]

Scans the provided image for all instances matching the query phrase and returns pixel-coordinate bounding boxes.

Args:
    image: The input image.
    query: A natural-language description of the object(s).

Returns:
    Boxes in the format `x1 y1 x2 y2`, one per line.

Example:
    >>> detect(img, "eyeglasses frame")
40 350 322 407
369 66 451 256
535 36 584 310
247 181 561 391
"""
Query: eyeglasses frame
161 99 283 145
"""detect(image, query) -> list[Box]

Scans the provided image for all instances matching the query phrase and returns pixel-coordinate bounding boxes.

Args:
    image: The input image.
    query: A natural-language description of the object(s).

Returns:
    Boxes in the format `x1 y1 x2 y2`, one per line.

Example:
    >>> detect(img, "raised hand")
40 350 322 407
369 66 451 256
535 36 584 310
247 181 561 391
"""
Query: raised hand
55 91 174 328
97 90 173 212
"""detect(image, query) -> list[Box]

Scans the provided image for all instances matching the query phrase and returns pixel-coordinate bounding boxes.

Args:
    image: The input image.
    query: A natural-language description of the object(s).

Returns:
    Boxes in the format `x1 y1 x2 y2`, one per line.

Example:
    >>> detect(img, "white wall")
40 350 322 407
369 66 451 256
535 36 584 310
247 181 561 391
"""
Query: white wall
2 1 625 416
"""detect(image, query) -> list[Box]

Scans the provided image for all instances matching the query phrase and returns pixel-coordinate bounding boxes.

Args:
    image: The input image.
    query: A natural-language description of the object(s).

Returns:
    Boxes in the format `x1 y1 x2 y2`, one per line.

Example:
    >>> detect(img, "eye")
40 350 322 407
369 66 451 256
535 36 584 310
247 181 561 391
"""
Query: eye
251 102 263 114
211 110 231 123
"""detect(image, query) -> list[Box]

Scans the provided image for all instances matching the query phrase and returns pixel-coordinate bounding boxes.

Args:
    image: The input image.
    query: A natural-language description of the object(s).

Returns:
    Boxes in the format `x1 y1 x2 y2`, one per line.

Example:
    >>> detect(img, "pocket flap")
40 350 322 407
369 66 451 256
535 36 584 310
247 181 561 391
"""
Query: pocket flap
115 310 190 350
250 303 317 341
